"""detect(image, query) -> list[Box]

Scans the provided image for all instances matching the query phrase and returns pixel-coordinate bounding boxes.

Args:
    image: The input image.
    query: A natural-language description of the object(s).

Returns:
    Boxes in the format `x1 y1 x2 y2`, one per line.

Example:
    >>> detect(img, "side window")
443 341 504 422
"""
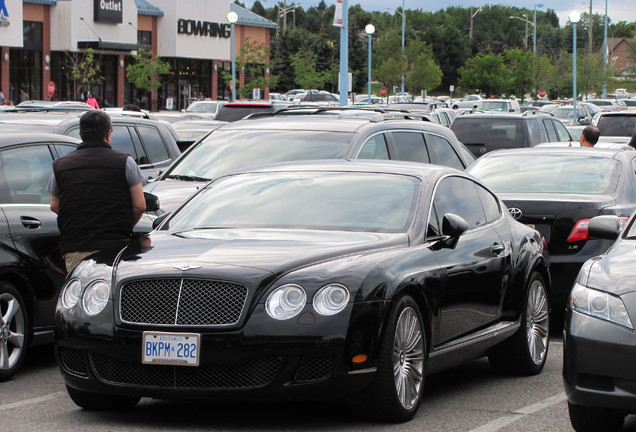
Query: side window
553 120 573 141
54 144 77 156
110 126 139 161
137 126 170 164
358 134 389 159
526 119 545 146
66 126 81 140
0 145 55 204
542 118 558 142
426 134 465 170
431 176 487 229
476 184 501 223
392 132 430 163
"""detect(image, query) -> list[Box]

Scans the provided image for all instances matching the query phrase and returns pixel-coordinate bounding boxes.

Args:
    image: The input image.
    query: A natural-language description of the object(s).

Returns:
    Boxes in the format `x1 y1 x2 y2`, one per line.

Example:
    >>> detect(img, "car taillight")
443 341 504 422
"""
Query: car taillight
567 217 629 242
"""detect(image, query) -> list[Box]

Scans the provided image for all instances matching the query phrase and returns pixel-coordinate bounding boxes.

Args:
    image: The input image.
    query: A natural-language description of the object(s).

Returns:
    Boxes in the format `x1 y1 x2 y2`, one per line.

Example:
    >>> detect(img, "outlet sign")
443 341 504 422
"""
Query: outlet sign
94 0 123 24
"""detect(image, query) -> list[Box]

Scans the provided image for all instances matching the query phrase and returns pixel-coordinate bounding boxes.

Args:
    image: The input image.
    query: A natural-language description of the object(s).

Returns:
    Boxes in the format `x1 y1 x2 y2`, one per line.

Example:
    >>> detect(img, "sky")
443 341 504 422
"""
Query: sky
249 1 636 28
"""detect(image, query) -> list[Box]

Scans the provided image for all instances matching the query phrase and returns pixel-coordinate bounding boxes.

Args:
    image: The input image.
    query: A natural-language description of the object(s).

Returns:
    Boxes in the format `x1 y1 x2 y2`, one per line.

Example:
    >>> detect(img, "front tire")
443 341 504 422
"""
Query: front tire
367 295 425 422
0 282 29 382
66 385 140 410
489 272 549 375
568 402 625 432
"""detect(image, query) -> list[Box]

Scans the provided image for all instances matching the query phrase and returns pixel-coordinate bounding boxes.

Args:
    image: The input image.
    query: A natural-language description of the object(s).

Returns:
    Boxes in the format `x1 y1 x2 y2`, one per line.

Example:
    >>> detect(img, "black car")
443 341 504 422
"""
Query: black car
563 215 636 431
468 147 636 306
451 112 573 157
56 160 549 421
0 133 80 381
144 110 476 212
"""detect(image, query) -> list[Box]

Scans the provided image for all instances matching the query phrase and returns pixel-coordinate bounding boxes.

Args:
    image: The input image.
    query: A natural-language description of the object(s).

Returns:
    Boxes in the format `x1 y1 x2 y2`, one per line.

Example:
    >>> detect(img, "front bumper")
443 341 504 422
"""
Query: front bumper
563 306 636 413
55 301 384 401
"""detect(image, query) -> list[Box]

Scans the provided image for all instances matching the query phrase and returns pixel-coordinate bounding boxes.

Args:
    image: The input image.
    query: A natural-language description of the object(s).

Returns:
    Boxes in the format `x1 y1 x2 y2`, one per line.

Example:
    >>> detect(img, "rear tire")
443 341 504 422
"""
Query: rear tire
66 385 140 410
568 402 625 432
489 272 549 375
0 282 29 382
367 295 425 422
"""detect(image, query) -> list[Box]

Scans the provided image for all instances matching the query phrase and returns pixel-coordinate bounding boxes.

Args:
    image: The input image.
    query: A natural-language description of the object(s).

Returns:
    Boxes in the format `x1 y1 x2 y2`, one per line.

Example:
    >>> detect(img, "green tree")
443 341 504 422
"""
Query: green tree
64 48 104 100
290 49 329 89
459 53 511 96
504 49 534 99
404 39 442 93
126 49 170 92
577 52 608 97
376 57 402 97
233 37 278 99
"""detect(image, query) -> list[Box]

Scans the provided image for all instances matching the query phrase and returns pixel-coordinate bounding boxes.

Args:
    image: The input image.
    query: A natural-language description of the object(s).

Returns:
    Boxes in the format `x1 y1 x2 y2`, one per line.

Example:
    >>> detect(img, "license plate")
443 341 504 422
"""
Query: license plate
142 331 200 366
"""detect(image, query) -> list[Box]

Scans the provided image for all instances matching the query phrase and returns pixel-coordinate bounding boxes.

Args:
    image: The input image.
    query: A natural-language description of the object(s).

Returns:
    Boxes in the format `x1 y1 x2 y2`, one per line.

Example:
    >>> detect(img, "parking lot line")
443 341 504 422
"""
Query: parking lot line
468 392 567 432
0 391 66 411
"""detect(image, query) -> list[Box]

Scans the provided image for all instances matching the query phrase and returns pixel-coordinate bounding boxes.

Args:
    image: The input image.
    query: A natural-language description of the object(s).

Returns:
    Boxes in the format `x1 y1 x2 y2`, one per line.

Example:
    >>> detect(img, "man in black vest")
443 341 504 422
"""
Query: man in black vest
47 110 146 272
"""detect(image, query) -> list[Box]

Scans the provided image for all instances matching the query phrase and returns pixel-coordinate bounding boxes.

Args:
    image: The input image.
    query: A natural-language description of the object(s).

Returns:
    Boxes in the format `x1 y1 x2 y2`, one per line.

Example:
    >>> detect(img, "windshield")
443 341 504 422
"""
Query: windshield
167 172 419 233
166 130 352 180
186 102 218 113
597 115 636 137
470 154 621 194
552 107 573 118
479 101 510 112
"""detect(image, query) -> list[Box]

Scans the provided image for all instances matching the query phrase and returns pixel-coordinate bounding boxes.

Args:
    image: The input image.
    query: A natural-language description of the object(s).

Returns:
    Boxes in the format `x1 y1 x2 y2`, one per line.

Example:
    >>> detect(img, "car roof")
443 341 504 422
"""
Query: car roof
478 147 632 159
0 132 81 147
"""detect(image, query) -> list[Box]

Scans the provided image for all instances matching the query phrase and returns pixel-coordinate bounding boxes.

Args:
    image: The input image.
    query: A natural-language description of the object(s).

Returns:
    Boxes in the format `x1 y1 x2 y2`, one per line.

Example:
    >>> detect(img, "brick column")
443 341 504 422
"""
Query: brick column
1 47 9 104
211 60 218 100
42 6 51 100
117 55 125 107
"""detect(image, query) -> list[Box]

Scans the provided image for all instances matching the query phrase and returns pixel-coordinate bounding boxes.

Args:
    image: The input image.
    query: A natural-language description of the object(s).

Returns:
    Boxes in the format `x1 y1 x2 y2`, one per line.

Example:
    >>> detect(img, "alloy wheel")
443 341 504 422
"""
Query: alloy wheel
393 306 424 410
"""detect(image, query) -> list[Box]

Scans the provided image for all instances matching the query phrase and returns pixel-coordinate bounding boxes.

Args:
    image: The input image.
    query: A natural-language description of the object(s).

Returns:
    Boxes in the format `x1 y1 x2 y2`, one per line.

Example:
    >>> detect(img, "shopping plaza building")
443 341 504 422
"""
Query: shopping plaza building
0 0 276 110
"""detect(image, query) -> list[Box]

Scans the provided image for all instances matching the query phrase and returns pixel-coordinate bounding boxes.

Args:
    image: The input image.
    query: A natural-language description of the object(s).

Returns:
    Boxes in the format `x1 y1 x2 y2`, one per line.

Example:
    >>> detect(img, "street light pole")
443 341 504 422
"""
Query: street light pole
227 11 238 101
602 0 608 98
365 24 375 100
469 8 482 39
533 4 543 55
401 0 405 95
338 0 349 107
570 10 581 124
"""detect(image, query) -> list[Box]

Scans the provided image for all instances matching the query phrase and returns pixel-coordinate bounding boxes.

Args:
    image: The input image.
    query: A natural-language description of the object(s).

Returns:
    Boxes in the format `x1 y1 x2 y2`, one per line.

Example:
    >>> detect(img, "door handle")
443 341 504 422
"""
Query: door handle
20 217 41 229
491 243 505 254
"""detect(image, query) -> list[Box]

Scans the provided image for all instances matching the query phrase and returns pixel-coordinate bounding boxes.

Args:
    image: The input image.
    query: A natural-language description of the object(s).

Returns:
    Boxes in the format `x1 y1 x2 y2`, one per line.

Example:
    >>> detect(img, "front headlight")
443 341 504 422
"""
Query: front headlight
570 283 633 329
82 280 111 316
265 284 306 320
61 279 82 309
313 284 349 316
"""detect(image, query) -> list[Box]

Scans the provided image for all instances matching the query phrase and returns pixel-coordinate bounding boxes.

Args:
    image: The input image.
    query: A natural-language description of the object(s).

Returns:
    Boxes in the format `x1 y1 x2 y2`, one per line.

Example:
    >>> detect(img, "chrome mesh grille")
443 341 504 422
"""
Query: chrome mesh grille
295 356 335 383
91 353 282 389
59 347 88 378
119 279 248 326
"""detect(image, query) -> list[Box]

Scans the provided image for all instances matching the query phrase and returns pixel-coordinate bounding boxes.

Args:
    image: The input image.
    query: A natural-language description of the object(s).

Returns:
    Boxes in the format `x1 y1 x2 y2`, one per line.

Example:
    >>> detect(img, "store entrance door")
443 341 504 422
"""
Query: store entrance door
179 82 192 110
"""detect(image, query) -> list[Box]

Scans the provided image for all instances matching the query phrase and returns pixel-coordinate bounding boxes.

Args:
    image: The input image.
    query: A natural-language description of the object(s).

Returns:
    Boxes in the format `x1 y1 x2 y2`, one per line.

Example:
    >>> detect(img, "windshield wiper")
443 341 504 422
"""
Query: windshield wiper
165 174 210 182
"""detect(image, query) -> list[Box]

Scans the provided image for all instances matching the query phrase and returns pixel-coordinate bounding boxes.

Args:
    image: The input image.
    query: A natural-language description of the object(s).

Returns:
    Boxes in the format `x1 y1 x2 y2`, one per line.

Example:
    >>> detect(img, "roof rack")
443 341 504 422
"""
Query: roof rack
246 106 431 122
522 110 554 117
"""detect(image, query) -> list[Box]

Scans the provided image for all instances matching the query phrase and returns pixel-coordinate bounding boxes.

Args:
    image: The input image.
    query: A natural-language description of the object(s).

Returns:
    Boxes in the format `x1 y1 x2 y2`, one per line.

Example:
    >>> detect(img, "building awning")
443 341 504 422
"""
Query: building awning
230 3 277 29
134 0 164 17
24 0 57 4
77 41 141 52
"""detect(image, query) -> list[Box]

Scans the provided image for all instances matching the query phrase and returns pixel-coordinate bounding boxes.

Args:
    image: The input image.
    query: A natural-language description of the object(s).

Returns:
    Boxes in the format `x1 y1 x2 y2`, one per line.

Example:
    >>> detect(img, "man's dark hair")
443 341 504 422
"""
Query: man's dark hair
79 110 112 142
582 125 600 145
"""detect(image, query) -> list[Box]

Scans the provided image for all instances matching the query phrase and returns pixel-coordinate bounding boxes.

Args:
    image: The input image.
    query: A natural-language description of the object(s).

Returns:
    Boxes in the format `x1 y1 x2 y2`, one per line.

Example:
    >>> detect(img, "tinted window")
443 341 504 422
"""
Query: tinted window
110 126 139 160
526 118 545 145
432 176 487 229
553 120 572 141
476 184 500 222
452 118 522 148
426 134 465 169
392 132 430 163
216 106 275 122
358 134 389 159
137 126 170 164
0 145 54 204
66 126 81 140
542 119 557 142
597 114 636 137
55 144 77 156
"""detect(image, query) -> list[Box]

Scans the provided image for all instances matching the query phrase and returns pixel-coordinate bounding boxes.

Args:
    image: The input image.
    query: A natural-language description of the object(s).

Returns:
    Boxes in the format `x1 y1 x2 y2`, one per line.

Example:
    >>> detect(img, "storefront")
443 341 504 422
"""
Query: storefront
0 0 275 109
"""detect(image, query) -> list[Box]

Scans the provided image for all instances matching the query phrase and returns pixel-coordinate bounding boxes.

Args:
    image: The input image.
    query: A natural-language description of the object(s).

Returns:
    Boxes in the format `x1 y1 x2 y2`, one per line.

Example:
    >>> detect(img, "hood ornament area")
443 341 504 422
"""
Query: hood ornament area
508 208 523 220
173 265 201 271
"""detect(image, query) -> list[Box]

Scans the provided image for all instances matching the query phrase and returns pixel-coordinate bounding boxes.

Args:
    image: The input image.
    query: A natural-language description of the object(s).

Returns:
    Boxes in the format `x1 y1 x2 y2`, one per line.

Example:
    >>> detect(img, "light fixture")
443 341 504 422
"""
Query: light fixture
44 54 50 64
213 63 217 71
3 53 9 62
119 58 124 68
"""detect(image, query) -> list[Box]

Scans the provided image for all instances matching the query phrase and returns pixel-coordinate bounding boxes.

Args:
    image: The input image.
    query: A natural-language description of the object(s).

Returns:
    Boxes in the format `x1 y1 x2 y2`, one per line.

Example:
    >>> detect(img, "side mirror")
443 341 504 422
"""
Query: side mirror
442 213 469 237
152 212 171 230
144 192 160 212
588 215 621 240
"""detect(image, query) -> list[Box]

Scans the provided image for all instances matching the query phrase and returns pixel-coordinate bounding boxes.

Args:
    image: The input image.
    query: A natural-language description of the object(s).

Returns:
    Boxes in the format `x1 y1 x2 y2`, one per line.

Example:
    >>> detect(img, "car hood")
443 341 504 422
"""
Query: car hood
586 240 636 295
144 179 205 212
114 229 407 282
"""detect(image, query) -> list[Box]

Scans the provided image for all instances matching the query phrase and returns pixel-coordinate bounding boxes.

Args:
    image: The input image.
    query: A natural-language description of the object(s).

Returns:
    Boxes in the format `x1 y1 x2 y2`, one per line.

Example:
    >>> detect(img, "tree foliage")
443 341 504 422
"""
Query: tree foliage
126 49 170 92
64 48 104 99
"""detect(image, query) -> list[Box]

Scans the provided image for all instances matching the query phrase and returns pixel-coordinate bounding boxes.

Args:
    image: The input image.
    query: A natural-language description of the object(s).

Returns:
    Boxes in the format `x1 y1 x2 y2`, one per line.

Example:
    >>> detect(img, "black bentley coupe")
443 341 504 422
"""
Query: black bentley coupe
55 160 550 422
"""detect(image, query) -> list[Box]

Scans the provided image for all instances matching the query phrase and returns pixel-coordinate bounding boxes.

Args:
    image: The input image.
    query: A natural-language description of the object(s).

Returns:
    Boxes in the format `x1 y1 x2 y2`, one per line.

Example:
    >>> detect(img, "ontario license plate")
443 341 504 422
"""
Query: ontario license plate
142 331 200 366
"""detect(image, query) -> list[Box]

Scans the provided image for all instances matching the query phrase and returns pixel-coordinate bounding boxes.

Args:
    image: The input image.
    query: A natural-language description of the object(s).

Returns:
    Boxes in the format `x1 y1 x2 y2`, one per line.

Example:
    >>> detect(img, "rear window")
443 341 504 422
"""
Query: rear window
597 114 636 137
451 118 523 147
216 106 275 122
470 154 621 194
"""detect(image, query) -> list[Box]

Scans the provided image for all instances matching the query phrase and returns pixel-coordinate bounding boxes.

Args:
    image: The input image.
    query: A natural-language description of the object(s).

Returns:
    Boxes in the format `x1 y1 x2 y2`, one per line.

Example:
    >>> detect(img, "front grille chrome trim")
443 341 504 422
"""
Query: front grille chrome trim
119 278 248 327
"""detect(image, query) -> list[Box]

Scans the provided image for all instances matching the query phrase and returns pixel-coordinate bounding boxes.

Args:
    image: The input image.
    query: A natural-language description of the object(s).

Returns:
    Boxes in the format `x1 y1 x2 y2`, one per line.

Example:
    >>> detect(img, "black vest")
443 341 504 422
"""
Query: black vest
53 141 132 254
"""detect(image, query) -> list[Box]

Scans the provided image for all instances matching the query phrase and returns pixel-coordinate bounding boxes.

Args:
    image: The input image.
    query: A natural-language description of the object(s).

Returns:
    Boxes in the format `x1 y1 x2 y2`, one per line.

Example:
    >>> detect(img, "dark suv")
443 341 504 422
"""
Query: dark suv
144 108 476 212
451 112 573 157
